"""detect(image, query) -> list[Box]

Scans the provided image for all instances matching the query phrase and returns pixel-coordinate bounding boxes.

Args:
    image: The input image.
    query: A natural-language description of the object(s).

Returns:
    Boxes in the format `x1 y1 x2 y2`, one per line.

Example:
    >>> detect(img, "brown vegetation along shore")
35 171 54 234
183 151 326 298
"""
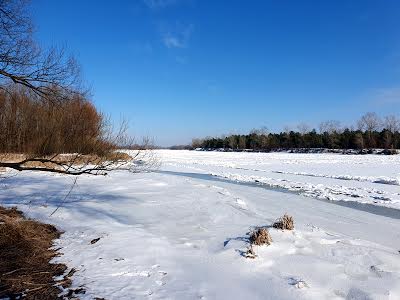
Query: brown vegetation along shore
0 152 132 175
0 206 73 299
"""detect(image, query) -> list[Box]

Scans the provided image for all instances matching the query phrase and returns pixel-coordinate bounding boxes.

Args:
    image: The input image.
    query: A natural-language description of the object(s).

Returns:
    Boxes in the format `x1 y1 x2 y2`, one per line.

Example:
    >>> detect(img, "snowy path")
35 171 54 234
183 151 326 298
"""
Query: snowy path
1 150 400 299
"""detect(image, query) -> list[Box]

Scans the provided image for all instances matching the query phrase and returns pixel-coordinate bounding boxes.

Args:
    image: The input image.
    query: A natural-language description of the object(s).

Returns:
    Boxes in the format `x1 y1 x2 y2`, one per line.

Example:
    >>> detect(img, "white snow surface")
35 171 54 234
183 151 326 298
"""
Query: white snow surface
161 150 400 209
0 150 399 299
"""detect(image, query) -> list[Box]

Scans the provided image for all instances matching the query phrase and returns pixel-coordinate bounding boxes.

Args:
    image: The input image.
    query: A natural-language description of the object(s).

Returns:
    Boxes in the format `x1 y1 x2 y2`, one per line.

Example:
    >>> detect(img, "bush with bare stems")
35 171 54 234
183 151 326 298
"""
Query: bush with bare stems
244 227 272 259
273 214 294 230
249 227 273 246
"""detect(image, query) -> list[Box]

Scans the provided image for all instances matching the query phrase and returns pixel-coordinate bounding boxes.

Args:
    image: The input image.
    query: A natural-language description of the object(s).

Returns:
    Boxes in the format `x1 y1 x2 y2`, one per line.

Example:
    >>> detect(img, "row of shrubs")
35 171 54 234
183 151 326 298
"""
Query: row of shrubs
0 86 113 156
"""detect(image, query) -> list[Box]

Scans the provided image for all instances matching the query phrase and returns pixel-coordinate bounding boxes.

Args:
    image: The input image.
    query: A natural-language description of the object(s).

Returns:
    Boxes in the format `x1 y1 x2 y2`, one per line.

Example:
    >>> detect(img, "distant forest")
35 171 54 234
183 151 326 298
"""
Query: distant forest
190 113 400 152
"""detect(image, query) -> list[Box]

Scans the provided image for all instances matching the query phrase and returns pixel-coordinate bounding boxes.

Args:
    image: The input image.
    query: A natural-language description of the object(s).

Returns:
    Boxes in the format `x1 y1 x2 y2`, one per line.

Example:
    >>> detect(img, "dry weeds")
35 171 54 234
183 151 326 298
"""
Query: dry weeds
273 213 294 230
249 227 272 246
0 206 73 299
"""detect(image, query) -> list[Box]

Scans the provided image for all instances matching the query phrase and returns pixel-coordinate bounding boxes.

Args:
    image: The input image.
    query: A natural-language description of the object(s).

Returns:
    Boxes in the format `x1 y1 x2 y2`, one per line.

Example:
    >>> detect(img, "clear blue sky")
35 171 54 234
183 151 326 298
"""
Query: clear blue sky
32 0 400 146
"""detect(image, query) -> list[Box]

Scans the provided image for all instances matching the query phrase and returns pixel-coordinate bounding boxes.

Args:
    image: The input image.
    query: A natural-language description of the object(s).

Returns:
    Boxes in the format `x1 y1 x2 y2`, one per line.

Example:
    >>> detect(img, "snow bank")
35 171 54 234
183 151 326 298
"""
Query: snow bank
0 150 399 299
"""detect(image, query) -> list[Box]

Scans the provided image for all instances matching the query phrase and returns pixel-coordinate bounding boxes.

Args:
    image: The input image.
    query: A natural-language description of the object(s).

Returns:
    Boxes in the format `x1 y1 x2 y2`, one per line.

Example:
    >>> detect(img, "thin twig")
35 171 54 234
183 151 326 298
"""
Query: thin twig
2 268 25 276
49 176 77 217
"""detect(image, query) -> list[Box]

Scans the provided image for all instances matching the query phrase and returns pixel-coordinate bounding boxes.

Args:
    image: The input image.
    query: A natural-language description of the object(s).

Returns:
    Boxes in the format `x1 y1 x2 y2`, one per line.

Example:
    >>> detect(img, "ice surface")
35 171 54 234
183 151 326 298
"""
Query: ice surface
1 150 399 299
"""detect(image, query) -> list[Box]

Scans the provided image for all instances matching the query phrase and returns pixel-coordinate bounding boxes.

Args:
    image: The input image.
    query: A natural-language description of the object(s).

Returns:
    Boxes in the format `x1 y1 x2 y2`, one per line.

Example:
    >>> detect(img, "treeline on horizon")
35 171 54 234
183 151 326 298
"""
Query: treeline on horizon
190 113 400 152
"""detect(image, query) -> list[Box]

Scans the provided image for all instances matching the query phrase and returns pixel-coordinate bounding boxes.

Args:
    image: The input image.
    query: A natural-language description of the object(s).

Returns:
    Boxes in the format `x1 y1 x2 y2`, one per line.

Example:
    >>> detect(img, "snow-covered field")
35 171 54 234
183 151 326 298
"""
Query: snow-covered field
1 150 400 299
161 150 400 210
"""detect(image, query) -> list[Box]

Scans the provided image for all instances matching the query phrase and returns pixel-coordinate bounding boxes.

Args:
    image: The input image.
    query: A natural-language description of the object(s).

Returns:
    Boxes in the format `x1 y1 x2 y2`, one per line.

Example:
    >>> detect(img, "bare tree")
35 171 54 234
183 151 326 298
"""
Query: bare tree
250 126 269 136
0 0 152 175
319 120 342 134
0 0 80 99
382 115 400 149
297 122 310 135
228 135 237 149
354 132 364 149
238 136 246 149
383 115 400 133
357 112 382 148
283 125 291 134
357 112 381 132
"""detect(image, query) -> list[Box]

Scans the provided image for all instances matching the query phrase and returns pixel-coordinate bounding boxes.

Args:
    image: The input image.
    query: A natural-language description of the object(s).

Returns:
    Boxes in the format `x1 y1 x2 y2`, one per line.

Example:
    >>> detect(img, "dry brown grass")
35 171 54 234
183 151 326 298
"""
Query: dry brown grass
273 214 294 230
0 206 72 299
0 152 132 170
249 228 272 246
0 153 25 163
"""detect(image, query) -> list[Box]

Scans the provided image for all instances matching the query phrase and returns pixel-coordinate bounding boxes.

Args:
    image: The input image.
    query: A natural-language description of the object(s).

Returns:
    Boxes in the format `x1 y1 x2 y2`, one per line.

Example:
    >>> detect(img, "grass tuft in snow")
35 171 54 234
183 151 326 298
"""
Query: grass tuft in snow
249 227 272 246
273 214 294 230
